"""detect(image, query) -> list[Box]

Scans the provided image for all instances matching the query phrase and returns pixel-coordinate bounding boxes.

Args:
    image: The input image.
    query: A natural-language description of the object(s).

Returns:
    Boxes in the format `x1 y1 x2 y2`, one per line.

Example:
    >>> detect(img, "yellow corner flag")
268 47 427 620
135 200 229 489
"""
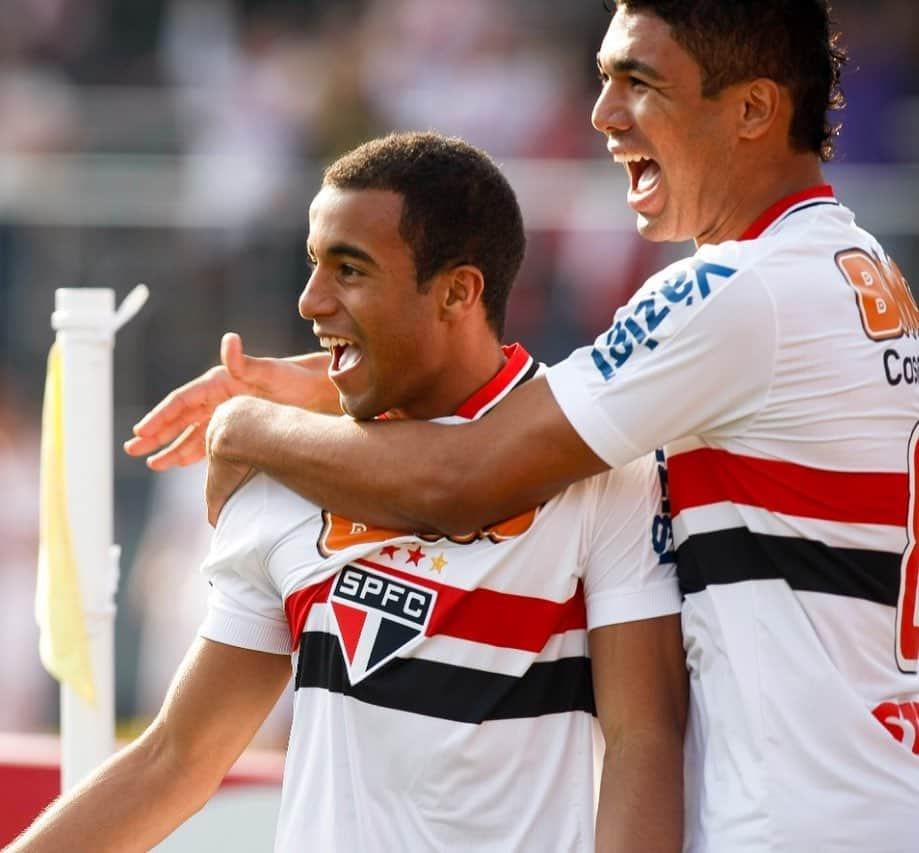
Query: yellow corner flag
36 342 96 706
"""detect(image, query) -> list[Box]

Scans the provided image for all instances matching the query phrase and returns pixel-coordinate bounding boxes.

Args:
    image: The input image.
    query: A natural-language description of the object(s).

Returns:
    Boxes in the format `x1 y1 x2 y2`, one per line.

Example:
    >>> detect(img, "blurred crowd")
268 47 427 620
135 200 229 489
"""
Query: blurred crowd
1 0 918 737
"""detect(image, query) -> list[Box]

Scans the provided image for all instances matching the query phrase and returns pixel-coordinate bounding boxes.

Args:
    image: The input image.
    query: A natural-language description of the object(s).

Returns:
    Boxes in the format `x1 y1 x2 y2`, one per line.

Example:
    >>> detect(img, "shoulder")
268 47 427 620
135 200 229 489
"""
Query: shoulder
586 245 776 383
213 473 324 558
564 451 665 536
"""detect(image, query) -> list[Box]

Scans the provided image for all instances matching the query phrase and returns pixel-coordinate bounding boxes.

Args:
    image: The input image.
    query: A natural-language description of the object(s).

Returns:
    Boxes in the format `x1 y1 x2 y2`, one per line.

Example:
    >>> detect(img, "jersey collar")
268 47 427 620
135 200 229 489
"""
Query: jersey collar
453 343 536 421
739 185 837 241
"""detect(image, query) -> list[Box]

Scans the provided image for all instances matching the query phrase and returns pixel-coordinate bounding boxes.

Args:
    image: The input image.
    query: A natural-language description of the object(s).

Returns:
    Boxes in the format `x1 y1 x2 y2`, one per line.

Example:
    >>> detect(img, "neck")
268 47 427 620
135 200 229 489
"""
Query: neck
696 151 826 246
386 335 507 421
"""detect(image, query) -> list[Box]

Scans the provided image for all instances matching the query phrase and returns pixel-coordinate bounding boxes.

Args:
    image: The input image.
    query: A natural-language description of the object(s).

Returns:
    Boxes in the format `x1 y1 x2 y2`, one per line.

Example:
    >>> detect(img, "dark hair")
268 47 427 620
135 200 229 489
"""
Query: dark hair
608 1 847 161
322 132 526 338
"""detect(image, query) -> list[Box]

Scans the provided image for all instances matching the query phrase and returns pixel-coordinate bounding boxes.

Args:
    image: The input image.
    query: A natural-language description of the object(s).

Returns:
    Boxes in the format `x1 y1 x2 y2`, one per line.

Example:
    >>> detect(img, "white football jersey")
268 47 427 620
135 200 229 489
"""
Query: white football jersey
547 187 919 853
199 344 681 852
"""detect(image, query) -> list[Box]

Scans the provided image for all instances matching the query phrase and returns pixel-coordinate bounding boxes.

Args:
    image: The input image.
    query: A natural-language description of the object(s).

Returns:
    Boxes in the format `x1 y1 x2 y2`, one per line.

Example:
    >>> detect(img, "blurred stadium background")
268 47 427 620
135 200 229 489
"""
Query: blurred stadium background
0 0 917 838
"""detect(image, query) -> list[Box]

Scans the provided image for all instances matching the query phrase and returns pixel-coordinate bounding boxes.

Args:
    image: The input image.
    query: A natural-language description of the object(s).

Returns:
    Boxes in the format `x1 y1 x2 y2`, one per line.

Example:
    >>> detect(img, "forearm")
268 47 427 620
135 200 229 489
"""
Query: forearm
210 400 448 531
8 725 220 852
595 727 684 853
207 376 607 533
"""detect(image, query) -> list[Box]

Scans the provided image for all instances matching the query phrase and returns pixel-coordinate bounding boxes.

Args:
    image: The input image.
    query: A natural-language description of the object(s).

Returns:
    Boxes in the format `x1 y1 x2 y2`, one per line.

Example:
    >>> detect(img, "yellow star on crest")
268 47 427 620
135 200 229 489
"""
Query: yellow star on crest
429 552 448 574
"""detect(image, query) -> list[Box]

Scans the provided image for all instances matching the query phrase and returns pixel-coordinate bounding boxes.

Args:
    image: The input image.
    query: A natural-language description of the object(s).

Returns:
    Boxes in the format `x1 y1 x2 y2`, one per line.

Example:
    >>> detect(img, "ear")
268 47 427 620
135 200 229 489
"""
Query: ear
438 265 486 323
737 78 783 142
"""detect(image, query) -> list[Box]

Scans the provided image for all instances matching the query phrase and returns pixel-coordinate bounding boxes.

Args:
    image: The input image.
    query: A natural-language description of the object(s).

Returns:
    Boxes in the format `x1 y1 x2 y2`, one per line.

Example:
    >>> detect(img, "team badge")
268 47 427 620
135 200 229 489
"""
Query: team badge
330 563 437 684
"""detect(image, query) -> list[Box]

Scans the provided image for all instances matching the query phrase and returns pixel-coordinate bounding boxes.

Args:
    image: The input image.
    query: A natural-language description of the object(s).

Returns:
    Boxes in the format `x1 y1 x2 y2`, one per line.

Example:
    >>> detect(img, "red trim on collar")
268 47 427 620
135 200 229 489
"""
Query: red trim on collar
739 185 835 241
454 343 531 420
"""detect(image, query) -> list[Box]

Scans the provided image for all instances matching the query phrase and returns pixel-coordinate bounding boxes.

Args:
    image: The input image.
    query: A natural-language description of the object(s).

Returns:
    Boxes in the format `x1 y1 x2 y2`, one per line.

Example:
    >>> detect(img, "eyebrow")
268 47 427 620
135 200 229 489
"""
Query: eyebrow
306 241 379 269
597 54 665 82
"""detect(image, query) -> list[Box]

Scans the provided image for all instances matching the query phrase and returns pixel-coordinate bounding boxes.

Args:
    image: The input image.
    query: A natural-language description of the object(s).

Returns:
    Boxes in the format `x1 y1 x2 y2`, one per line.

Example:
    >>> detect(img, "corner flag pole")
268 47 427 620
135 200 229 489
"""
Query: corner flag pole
44 285 148 792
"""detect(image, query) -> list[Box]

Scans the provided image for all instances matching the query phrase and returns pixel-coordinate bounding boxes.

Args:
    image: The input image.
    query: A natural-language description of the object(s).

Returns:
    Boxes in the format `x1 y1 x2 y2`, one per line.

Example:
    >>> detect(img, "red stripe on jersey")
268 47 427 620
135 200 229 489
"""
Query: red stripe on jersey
669 447 908 526
283 558 586 653
739 185 835 240
354 558 586 651
285 575 335 648
454 343 531 420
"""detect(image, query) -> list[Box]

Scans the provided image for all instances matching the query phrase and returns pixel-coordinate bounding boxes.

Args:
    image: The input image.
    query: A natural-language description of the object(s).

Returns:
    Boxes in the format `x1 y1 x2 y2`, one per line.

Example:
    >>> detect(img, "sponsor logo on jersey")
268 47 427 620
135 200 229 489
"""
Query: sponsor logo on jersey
591 259 738 381
872 701 919 755
652 448 677 565
330 564 436 684
835 248 919 342
317 509 539 557
835 248 919 390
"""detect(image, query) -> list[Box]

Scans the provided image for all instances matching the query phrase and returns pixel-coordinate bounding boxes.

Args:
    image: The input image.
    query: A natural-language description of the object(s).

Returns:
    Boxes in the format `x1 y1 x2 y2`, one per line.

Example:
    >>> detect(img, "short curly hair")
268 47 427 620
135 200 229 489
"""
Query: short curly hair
607 0 847 161
323 132 526 338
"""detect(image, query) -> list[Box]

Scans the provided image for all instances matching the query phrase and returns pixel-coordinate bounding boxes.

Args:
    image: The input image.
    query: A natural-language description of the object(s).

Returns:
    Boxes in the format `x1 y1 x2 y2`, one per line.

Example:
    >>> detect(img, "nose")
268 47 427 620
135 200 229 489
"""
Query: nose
298 267 336 321
591 81 631 136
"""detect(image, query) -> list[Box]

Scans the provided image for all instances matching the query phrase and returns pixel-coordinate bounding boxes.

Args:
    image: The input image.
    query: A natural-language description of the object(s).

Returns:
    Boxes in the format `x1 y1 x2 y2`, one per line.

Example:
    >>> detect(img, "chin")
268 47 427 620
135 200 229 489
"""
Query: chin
636 211 692 244
340 396 385 422
635 216 670 242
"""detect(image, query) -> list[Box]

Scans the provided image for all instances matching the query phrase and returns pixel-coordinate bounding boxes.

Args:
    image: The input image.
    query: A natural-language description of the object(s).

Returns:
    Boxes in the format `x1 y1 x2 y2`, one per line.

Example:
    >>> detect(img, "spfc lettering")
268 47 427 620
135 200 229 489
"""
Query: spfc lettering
330 565 436 684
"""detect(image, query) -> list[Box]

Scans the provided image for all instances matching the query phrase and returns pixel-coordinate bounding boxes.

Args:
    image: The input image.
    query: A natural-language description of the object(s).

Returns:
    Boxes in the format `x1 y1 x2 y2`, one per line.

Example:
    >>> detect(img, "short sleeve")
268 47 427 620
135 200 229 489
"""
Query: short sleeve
198 475 292 655
580 452 681 630
546 260 777 468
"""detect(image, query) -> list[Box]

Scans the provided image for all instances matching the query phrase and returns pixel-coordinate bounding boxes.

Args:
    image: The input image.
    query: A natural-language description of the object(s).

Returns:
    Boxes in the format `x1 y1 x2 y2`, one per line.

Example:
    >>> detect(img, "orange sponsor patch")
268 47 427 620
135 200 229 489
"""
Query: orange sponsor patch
836 248 919 341
318 507 540 556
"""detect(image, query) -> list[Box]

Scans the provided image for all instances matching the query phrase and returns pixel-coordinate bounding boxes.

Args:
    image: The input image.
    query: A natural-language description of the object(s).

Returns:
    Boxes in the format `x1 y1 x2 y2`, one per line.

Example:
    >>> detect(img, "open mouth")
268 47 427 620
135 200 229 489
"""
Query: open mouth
627 158 661 194
319 335 362 375
614 153 663 210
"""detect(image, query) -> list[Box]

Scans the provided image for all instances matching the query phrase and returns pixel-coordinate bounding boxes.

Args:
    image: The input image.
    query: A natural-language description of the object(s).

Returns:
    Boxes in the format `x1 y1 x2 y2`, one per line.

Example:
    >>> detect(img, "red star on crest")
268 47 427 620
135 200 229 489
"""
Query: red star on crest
380 545 400 559
405 545 425 566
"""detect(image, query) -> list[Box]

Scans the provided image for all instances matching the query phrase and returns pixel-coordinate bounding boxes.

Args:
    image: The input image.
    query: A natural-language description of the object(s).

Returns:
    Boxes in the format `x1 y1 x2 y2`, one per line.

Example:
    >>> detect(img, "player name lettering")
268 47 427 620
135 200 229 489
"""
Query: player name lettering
884 349 919 387
334 566 433 625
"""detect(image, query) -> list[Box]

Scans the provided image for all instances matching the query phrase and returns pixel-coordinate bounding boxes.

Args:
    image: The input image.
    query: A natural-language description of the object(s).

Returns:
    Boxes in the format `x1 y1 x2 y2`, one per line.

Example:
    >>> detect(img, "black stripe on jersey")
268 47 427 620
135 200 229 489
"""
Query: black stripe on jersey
677 528 900 605
774 200 839 230
518 357 540 386
294 631 596 723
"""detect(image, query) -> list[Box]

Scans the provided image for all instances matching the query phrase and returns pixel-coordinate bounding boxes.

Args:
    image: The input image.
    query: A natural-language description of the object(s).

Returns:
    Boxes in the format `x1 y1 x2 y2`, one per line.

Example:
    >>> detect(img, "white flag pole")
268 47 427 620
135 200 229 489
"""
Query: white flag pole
50 285 147 791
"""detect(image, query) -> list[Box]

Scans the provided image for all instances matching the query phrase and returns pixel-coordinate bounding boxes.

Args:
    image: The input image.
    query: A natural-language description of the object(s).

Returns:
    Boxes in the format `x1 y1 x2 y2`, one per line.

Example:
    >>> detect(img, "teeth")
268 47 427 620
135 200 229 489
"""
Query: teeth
319 336 352 349
613 153 650 164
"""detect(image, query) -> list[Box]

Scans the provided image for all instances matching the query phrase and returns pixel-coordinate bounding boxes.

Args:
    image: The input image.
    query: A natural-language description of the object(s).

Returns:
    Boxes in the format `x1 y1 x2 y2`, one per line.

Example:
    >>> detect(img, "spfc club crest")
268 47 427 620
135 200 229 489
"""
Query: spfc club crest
330 563 437 684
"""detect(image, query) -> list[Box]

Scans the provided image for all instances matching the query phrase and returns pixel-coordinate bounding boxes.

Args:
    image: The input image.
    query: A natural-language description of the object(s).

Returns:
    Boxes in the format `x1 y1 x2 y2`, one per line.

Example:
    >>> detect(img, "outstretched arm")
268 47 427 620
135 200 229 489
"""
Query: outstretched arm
125 332 340 470
205 375 609 532
591 614 687 853
8 639 290 852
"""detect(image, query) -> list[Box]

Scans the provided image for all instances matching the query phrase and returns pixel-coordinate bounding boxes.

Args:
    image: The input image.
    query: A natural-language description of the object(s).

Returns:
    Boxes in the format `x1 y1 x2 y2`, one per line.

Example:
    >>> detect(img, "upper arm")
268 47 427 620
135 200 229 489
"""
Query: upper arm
590 615 687 744
589 615 687 853
546 267 777 468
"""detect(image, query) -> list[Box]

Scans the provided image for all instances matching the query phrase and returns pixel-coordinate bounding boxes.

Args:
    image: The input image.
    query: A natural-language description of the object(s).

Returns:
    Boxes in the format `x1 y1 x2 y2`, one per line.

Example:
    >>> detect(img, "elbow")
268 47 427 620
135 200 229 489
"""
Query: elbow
140 720 226 813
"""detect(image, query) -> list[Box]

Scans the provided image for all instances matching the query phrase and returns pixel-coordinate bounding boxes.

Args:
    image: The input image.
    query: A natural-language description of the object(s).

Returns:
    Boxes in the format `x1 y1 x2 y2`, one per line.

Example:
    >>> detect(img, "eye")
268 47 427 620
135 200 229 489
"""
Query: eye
629 76 650 91
339 263 362 282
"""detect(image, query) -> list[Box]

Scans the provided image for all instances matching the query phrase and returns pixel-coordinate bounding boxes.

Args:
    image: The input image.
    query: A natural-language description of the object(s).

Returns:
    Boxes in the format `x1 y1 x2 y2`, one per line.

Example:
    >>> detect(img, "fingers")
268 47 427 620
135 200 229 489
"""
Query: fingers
124 392 213 459
126 360 234 466
143 423 208 471
220 332 246 380
221 331 286 395
131 373 218 439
